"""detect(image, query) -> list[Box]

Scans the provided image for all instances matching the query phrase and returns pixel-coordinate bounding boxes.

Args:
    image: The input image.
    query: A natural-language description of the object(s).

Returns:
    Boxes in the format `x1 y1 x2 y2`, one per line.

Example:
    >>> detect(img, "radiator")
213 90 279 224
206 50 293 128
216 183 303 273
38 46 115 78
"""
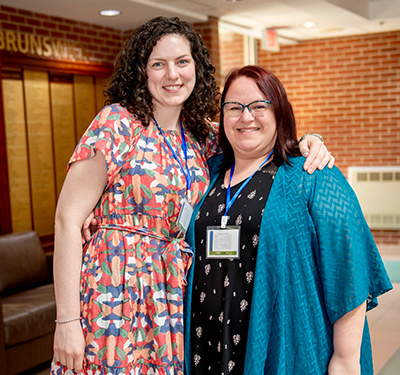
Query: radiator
348 166 400 230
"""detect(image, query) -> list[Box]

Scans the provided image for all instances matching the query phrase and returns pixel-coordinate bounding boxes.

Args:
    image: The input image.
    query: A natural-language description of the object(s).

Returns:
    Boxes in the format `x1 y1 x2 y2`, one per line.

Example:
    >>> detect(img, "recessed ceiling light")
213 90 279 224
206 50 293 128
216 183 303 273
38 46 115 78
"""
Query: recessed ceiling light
223 0 243 2
99 10 121 17
304 21 317 28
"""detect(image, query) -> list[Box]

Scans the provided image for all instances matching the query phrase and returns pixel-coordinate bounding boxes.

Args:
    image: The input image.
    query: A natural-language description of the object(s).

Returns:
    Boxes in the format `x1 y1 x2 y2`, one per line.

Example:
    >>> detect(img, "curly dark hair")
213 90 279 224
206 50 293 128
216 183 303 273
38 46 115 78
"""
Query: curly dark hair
219 65 301 172
105 16 220 143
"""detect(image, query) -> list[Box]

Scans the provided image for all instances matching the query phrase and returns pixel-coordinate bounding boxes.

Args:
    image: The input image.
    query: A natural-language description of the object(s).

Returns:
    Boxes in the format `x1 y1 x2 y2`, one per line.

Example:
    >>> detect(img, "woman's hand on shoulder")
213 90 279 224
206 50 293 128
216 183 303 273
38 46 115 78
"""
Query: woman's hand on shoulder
298 134 335 174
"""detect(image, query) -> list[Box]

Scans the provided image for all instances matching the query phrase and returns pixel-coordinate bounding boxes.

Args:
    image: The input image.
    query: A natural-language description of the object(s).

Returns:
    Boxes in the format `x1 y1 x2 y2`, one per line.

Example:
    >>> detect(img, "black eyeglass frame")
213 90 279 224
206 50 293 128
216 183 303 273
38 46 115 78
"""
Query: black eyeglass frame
222 99 271 116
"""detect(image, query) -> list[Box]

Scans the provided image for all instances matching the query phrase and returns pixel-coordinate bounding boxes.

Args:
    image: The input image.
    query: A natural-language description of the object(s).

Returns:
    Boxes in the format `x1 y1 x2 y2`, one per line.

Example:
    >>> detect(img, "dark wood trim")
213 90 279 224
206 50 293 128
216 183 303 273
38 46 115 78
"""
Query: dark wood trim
0 55 12 235
1 52 113 77
40 233 55 253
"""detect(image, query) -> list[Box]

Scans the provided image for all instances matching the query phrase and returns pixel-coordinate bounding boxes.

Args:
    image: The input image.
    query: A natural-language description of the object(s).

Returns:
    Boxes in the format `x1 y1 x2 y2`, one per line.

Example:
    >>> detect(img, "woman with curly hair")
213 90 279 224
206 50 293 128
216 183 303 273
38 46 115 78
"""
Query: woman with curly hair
51 17 331 375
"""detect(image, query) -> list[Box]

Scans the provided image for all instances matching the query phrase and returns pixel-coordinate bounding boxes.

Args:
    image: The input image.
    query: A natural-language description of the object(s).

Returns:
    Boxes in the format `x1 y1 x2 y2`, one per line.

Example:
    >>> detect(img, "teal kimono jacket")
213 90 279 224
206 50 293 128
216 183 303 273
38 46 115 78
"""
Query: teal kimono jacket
184 155 392 374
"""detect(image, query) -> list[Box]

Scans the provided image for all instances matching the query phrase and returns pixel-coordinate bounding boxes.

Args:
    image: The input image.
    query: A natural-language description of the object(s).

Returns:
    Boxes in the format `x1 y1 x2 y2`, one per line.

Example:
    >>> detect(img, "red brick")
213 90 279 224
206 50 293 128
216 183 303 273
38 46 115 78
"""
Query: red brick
80 36 91 43
26 18 41 27
87 29 98 37
10 15 25 23
35 12 50 20
65 19 78 25
50 16 64 23
85 45 99 52
73 27 85 34
106 53 117 61
58 24 71 32
78 21 92 28
19 25 33 33
18 9 33 17
36 28 50 36
43 21 57 29
51 31 64 39
66 33 78 41
1 22 17 30
0 5 17 13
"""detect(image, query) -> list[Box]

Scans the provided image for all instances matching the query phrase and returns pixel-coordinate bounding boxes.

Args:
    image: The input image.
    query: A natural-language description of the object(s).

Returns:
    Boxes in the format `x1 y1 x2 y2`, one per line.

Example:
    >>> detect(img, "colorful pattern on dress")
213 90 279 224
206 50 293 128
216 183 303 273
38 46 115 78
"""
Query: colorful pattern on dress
51 104 220 375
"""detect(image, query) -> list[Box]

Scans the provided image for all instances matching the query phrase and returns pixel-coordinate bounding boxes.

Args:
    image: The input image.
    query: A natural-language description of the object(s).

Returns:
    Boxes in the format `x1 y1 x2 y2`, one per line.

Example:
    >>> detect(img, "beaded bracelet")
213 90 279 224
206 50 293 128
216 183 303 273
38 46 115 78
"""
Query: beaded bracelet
55 317 82 324
298 132 324 144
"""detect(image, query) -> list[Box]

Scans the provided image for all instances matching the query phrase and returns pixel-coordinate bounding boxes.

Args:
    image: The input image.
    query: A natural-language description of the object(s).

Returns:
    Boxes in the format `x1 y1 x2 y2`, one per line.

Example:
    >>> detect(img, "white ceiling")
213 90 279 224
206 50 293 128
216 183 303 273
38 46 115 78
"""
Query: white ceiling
2 0 400 45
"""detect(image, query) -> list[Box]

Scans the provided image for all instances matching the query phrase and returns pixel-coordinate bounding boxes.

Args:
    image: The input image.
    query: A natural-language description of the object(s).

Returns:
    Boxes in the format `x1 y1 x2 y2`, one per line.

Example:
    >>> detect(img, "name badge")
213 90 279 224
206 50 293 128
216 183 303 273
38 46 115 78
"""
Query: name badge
176 197 193 234
206 226 241 259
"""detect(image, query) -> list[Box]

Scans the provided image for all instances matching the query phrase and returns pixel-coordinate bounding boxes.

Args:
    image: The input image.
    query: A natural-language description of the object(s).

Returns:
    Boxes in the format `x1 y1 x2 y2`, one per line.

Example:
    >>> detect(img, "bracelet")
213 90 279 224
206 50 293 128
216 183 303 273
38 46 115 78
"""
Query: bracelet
55 317 82 324
298 132 324 144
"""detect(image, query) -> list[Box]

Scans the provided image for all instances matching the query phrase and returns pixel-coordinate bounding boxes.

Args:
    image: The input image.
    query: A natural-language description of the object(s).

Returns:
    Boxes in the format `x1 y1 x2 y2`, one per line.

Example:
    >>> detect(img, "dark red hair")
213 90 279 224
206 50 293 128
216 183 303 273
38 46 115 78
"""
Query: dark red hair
218 65 300 171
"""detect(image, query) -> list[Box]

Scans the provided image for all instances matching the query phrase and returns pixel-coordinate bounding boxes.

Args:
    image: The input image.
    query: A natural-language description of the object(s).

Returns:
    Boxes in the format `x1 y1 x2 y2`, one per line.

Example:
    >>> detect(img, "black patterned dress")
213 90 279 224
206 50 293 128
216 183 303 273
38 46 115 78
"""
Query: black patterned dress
191 162 278 375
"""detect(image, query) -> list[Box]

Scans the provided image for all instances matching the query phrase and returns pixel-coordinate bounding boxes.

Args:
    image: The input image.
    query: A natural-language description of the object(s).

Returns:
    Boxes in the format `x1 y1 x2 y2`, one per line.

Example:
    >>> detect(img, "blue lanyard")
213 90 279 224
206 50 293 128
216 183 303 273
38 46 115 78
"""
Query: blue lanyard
153 117 192 192
224 150 274 218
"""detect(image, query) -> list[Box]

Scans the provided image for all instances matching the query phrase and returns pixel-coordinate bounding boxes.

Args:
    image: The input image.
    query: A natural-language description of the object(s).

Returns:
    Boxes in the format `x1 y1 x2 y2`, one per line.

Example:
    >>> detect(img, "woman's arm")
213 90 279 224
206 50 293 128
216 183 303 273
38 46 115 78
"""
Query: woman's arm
298 134 335 173
53 152 107 373
328 301 366 375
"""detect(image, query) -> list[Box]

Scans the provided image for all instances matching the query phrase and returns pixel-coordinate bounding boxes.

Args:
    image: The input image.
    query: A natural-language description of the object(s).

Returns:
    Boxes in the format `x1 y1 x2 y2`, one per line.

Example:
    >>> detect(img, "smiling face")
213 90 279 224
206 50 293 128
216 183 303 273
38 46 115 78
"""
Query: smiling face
146 34 196 118
223 76 277 163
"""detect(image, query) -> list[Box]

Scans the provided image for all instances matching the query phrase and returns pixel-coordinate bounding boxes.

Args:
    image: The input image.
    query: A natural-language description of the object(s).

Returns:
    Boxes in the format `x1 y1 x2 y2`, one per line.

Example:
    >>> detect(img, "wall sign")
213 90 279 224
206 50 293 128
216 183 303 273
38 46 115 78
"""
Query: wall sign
0 30 89 61
261 28 280 52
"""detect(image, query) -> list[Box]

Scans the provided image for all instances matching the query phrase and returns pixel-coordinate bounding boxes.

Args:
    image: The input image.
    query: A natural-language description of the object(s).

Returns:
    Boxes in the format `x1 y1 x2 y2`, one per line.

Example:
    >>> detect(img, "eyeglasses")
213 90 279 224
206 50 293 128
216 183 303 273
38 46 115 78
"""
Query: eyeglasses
222 100 271 118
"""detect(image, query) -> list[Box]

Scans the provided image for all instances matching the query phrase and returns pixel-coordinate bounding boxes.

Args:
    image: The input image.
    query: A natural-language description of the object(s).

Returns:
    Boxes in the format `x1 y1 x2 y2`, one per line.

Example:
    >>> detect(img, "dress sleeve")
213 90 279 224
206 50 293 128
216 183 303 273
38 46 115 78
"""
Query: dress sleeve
201 121 222 160
69 104 136 186
309 166 393 324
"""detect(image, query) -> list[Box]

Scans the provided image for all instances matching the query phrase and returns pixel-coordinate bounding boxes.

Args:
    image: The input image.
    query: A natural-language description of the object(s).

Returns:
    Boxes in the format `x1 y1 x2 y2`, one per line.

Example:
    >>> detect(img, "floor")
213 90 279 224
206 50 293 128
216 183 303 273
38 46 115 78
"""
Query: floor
28 246 400 375
369 244 400 375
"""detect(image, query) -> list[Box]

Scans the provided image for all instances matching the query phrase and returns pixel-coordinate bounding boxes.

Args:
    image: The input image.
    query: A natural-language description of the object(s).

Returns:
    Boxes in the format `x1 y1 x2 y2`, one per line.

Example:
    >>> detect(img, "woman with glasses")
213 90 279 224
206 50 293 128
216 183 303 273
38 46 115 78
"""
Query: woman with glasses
184 65 392 375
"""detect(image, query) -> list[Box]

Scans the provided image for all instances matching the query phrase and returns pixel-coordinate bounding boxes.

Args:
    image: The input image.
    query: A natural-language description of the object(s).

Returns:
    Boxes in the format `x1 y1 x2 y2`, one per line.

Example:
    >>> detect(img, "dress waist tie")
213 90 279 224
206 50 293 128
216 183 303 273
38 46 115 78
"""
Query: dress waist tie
97 223 193 286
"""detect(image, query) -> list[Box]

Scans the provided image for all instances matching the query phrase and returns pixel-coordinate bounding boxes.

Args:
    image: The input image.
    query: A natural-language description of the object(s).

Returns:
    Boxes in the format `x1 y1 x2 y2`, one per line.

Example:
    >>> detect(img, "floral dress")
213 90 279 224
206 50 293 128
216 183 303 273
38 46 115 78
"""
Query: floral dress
51 104 219 375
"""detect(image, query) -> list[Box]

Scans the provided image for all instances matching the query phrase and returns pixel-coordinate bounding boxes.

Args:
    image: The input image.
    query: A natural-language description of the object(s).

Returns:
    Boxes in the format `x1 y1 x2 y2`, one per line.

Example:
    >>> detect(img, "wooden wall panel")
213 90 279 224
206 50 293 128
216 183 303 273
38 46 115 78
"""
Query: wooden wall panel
23 69 56 236
73 75 97 141
50 76 76 196
2 70 32 232
95 76 107 113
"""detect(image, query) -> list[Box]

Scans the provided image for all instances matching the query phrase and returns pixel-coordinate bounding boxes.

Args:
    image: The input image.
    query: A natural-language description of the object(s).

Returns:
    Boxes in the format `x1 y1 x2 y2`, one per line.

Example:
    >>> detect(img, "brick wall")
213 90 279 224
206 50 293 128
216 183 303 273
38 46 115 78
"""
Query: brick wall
219 31 244 80
221 31 400 246
257 32 400 174
372 230 400 246
0 5 122 64
194 17 222 87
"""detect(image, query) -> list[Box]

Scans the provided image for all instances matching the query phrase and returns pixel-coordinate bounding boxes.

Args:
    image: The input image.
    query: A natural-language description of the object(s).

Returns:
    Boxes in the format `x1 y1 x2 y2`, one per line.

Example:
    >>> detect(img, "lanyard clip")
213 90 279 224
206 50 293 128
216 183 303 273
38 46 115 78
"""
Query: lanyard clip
221 215 229 229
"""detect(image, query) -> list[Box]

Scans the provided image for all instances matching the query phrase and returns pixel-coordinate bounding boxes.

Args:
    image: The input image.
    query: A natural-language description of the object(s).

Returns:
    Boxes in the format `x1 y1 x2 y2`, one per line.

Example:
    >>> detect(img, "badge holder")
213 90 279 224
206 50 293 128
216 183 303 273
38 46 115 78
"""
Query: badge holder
206 216 240 259
176 195 193 235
